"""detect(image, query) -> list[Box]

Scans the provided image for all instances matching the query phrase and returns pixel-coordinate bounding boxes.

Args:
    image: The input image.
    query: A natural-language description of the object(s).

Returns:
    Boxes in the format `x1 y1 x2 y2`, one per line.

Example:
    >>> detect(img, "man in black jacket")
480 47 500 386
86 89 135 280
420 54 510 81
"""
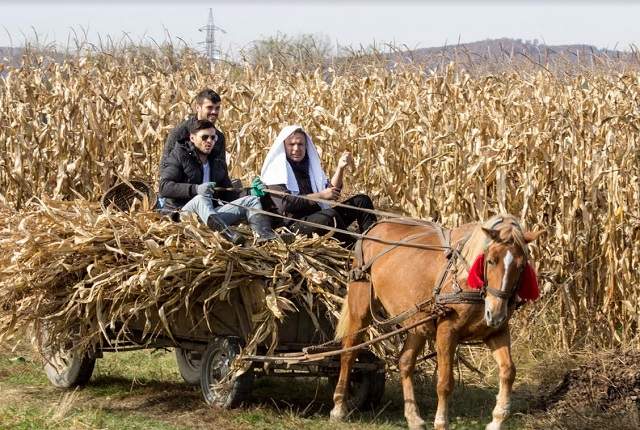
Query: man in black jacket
159 119 275 245
161 88 225 166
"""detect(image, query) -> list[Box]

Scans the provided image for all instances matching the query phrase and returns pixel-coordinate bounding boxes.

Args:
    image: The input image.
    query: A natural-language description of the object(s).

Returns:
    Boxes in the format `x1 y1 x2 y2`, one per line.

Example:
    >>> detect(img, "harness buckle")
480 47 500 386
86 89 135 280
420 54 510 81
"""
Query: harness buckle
349 268 368 282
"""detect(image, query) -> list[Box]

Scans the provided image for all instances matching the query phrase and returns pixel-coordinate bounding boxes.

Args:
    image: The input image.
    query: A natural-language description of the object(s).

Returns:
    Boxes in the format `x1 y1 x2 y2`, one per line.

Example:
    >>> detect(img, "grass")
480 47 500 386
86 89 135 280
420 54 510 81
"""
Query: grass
0 343 530 429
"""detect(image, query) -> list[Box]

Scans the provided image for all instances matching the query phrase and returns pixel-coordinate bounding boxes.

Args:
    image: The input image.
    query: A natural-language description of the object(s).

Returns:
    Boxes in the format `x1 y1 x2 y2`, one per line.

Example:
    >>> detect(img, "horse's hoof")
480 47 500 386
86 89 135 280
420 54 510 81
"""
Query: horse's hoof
433 420 448 430
407 418 426 430
329 407 346 422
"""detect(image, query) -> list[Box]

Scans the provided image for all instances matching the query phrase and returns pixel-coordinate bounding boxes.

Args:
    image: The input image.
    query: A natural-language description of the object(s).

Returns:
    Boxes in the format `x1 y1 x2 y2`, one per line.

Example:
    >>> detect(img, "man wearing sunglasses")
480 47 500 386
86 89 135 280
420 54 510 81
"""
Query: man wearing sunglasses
159 119 275 245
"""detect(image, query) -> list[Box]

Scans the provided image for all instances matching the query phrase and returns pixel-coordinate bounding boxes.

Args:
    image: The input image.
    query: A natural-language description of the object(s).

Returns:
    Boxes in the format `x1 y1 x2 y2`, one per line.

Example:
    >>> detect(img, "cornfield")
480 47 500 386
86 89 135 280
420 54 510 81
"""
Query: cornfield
0 47 639 350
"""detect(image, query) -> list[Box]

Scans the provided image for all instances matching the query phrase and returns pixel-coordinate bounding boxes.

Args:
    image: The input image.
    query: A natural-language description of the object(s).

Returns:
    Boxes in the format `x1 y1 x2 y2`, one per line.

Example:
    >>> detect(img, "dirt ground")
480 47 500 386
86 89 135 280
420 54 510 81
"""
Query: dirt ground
530 350 640 430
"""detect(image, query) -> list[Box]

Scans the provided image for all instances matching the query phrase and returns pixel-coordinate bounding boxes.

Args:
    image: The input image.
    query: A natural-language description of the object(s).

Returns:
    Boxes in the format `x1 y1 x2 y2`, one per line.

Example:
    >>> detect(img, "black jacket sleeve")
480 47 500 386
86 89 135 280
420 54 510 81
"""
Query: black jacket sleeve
159 153 197 200
267 184 321 218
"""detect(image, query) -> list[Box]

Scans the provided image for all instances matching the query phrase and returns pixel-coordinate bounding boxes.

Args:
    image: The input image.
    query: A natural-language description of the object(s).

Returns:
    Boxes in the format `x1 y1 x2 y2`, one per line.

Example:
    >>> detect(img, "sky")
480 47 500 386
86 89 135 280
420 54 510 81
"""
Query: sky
1 1 639 57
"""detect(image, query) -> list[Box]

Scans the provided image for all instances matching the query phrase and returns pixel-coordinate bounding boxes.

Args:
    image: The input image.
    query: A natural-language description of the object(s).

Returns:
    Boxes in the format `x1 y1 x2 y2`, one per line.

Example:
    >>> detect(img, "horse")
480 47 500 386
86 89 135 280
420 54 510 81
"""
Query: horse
329 214 542 430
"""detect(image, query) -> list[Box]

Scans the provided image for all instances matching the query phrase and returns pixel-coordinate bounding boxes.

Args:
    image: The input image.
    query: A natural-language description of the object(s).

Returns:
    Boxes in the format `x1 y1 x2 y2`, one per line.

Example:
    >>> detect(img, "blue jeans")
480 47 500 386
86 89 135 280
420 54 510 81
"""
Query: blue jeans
180 195 261 226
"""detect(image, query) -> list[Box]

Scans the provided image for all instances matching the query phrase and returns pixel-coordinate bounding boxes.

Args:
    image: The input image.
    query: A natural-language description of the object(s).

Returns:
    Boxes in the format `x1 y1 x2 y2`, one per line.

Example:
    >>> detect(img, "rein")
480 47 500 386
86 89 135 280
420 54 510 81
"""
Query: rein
204 195 495 307
205 195 453 253
175 189 525 307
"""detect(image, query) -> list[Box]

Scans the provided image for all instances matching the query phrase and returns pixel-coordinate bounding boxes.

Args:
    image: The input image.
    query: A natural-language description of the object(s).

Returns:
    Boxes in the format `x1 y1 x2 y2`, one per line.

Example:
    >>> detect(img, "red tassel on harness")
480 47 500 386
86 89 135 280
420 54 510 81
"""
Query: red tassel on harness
466 253 540 301
467 254 485 290
518 264 539 301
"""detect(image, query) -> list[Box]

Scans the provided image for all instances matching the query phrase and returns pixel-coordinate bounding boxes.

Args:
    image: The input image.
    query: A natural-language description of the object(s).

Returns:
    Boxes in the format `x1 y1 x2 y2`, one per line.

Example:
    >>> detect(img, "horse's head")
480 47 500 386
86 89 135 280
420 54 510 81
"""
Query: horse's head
480 220 543 328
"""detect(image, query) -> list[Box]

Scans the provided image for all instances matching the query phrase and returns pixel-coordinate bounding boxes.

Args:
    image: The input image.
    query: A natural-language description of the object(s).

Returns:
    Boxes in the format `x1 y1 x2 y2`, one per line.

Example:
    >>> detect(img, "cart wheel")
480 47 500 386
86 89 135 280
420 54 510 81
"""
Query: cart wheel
175 348 202 385
200 337 253 408
43 344 96 388
328 353 386 411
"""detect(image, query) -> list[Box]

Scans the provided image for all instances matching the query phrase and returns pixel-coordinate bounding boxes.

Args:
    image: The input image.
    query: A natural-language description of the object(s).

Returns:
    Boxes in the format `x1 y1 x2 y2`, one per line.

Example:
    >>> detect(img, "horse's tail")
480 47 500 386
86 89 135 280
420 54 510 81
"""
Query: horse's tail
335 295 351 341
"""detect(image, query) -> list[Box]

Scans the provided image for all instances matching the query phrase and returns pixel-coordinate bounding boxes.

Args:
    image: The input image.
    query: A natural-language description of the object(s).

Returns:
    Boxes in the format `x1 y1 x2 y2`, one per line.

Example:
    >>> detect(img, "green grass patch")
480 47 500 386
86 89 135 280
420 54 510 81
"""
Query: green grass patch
0 346 530 430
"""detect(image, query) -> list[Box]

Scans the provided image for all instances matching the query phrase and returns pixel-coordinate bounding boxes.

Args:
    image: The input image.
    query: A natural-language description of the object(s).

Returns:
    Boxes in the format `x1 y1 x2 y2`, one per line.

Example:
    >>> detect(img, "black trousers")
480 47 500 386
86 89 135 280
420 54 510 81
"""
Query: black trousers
291 194 377 247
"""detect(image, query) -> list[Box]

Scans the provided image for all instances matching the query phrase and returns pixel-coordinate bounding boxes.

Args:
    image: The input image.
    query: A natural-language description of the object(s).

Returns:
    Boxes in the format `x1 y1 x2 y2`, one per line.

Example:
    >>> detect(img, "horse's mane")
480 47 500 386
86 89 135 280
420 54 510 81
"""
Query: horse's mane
460 214 528 274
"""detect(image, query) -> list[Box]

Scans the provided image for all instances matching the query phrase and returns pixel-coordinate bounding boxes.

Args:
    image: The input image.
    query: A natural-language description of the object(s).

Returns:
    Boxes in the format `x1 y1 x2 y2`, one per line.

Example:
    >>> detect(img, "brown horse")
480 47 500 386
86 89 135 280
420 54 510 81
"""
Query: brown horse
329 214 542 430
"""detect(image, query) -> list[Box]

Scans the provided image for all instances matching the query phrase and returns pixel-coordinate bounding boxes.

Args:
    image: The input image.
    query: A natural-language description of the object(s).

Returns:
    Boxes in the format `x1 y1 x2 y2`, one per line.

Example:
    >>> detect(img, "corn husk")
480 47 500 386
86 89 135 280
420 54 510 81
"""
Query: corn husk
0 198 356 359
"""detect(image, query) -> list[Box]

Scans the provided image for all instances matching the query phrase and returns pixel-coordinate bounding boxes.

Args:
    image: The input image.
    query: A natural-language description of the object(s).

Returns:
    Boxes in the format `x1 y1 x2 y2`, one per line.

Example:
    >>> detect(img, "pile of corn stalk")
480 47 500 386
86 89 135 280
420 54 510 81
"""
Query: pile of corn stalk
0 198 368 359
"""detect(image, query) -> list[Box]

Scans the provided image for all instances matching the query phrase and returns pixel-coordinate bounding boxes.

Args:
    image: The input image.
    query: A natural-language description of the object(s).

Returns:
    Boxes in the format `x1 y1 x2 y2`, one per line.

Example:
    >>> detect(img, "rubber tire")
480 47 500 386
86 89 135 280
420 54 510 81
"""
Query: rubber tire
175 348 202 385
200 337 253 409
43 348 96 388
329 369 385 412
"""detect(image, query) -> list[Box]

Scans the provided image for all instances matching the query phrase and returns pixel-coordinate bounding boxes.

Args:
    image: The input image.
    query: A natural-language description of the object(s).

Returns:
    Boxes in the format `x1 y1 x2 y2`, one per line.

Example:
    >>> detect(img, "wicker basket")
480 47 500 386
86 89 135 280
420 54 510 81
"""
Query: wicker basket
101 180 157 212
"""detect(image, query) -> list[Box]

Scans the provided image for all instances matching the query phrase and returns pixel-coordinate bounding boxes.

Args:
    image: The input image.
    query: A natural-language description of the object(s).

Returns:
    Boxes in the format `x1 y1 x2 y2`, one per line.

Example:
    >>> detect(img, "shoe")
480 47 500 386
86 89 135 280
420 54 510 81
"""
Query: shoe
206 215 246 246
248 213 277 243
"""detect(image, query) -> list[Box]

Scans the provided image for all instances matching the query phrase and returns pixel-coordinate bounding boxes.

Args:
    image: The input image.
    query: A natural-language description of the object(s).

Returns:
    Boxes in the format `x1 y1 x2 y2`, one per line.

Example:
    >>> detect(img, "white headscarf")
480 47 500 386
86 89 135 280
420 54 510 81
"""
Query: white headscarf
260 125 330 209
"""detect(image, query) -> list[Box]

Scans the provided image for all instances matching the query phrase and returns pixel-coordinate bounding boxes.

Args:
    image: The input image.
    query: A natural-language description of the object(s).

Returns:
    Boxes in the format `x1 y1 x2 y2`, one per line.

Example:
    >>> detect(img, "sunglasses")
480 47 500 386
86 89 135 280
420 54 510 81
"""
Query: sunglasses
199 134 217 141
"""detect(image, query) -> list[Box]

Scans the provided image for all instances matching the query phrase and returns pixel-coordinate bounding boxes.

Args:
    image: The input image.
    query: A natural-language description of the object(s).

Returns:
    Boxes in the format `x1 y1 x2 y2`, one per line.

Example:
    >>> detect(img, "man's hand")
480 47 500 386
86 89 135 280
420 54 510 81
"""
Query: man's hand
337 151 354 170
317 187 341 201
196 182 216 196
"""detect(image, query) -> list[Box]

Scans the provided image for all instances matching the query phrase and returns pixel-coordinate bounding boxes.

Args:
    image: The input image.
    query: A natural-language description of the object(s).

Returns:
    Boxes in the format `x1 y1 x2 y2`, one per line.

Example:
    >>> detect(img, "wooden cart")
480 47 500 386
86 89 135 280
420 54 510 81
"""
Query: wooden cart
41 279 385 411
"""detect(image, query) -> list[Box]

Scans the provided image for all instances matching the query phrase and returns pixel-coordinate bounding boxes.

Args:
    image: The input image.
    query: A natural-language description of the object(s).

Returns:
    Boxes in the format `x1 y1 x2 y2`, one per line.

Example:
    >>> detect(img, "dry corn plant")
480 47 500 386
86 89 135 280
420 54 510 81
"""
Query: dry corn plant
0 48 639 355
0 198 354 356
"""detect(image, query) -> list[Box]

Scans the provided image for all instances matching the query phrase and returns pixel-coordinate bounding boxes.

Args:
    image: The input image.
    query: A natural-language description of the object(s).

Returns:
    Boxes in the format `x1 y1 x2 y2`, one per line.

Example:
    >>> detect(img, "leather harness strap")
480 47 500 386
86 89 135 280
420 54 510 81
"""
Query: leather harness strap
348 219 449 282
349 220 486 307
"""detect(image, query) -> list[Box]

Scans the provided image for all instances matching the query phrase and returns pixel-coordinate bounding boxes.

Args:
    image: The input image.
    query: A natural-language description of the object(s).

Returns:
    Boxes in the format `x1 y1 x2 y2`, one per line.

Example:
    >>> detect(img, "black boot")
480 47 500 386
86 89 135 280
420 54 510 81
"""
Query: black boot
206 214 245 246
248 213 277 243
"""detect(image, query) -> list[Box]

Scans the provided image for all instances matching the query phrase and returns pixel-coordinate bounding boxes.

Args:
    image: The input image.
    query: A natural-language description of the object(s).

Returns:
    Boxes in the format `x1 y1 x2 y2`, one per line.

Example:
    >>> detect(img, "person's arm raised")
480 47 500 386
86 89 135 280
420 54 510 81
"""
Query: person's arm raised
330 151 353 190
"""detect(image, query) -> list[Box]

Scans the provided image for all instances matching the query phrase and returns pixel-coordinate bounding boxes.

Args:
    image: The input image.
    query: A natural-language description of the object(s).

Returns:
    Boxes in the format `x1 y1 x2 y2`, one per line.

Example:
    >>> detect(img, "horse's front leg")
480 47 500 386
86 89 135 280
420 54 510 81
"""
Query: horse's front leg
398 331 427 429
484 328 515 430
434 325 457 430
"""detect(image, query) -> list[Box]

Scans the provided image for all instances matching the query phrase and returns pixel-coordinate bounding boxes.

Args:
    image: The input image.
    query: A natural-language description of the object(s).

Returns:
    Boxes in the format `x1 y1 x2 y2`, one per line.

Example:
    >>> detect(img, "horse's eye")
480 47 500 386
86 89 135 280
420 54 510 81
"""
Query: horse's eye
487 259 497 266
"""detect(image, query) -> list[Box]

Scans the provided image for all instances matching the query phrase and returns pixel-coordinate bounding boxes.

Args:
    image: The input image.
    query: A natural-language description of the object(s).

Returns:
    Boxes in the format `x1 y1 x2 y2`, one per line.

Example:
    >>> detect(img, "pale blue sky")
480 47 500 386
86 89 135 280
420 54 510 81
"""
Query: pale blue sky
1 2 638 56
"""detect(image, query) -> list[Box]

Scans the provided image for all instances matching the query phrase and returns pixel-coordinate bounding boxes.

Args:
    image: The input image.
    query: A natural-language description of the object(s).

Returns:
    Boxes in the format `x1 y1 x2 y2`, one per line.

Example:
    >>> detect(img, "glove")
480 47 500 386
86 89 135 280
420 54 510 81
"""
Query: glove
196 182 216 196
250 177 266 197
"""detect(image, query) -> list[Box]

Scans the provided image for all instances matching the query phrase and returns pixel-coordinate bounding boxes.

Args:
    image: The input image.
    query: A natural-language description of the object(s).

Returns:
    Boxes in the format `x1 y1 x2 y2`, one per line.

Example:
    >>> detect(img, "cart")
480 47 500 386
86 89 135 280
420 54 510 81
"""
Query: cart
40 279 386 411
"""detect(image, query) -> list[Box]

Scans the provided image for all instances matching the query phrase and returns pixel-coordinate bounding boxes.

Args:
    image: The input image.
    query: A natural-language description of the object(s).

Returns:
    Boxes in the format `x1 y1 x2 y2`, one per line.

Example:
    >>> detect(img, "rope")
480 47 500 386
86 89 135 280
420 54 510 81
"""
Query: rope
302 298 437 354
211 196 454 253
240 305 450 364
263 187 425 223
212 185 427 225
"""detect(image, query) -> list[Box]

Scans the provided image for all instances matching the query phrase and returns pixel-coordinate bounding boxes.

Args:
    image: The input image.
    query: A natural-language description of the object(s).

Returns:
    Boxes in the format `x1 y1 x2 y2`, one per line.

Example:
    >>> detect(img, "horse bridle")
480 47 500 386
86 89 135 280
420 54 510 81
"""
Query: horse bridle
480 219 528 303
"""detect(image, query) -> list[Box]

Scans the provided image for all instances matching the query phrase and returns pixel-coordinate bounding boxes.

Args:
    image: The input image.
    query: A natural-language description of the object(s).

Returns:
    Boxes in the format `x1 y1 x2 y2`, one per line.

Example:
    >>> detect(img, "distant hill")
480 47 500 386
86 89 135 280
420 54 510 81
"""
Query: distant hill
384 38 636 71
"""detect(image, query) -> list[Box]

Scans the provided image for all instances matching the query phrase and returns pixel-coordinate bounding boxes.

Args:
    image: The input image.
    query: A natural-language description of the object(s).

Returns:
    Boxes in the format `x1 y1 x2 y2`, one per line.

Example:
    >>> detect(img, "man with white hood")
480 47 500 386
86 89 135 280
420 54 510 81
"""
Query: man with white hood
260 125 376 246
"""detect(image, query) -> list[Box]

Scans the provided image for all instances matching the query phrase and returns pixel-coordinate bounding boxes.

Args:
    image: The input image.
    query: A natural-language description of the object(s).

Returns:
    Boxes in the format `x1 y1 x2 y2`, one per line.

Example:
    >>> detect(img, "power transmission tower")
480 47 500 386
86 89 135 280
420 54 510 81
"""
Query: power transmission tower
199 8 226 61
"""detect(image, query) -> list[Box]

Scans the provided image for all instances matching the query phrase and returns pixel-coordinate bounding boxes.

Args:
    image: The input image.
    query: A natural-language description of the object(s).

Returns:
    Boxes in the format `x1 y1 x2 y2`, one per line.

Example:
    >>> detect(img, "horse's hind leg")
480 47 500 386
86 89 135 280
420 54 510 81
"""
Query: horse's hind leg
330 281 371 421
484 329 515 430
398 331 427 430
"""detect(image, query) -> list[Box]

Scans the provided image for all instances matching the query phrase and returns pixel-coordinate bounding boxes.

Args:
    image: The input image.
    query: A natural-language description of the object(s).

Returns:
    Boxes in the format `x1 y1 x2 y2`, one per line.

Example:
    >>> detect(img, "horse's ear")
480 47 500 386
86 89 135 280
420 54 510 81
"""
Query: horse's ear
523 230 544 243
481 227 501 242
